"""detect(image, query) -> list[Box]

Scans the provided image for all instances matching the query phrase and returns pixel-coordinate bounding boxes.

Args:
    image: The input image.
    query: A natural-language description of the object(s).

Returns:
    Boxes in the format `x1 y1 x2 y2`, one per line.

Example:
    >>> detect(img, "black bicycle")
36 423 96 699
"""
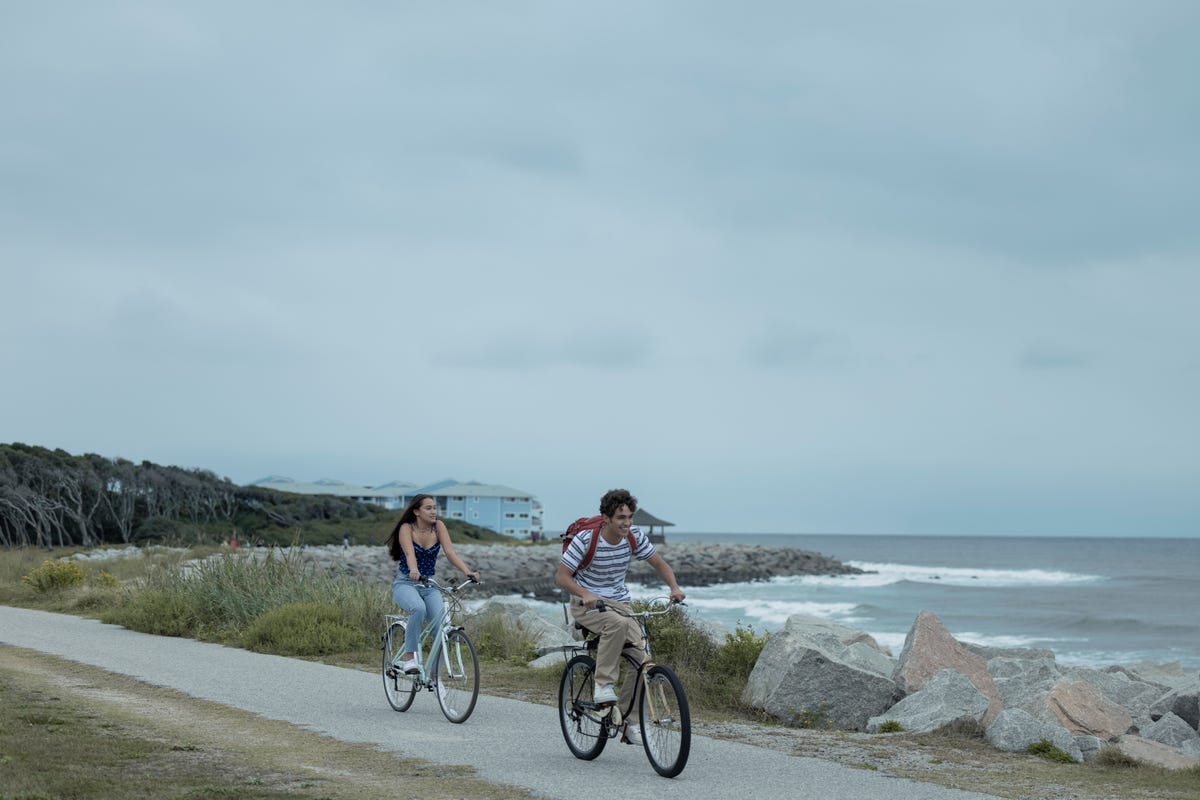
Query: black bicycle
557 598 691 778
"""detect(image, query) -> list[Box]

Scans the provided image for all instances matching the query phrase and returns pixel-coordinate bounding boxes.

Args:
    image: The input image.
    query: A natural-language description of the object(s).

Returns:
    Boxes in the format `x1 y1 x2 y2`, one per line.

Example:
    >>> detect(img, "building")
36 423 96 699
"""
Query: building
249 476 543 539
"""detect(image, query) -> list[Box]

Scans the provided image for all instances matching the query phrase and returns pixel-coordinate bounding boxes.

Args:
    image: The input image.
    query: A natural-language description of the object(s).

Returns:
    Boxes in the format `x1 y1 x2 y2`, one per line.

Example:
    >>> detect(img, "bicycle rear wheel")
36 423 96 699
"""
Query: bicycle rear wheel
435 629 479 723
382 621 417 712
639 664 690 778
559 655 607 760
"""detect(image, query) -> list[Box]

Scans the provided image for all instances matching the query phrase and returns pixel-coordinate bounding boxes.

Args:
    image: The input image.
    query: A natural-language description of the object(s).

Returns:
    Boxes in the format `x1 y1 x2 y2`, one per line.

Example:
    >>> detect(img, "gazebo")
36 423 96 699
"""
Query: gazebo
633 508 674 544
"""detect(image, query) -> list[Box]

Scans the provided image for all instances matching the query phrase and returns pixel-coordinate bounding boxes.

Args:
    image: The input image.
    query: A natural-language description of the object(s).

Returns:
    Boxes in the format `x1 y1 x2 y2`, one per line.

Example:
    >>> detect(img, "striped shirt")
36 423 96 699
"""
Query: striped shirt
560 525 655 602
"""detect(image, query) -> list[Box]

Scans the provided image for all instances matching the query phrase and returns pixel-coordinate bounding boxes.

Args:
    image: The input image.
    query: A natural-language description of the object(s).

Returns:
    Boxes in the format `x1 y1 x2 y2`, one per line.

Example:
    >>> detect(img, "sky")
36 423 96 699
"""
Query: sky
2 2 1197 537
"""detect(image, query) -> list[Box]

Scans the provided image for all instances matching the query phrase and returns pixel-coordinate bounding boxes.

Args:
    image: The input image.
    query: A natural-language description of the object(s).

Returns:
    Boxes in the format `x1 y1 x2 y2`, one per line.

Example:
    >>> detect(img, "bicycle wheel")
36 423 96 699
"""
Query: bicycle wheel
559 655 607 760
435 629 479 723
639 664 690 778
382 621 417 712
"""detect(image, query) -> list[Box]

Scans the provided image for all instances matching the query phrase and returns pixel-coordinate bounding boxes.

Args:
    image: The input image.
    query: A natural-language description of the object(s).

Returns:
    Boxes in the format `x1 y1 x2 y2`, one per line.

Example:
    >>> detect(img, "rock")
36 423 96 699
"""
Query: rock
866 669 990 734
743 615 899 731
1149 685 1200 730
1141 712 1200 751
1112 735 1200 770
1074 734 1105 762
1045 679 1133 740
963 642 1056 661
985 708 1082 762
1116 661 1196 692
894 611 1002 725
1060 664 1164 729
988 655 1062 715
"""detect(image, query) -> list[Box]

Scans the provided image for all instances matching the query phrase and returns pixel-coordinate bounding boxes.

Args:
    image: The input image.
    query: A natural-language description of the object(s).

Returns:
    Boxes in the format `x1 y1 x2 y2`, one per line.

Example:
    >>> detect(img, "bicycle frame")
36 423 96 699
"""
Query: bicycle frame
387 576 474 686
564 599 675 728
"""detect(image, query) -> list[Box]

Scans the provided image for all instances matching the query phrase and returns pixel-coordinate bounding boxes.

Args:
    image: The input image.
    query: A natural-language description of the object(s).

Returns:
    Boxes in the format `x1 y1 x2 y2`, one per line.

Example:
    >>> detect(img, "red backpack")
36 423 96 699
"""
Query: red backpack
561 515 636 574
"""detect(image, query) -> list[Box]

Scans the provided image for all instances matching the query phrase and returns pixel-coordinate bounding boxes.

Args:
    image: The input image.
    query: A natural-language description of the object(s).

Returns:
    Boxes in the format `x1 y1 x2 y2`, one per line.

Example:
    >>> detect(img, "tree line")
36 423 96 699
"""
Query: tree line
0 443 375 549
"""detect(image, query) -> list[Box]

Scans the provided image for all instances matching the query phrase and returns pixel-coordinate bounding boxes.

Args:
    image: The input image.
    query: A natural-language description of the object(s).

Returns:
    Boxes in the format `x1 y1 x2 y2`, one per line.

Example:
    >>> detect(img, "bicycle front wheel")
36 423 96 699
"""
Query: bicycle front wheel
435 629 479 723
640 664 690 778
559 655 607 760
382 621 417 712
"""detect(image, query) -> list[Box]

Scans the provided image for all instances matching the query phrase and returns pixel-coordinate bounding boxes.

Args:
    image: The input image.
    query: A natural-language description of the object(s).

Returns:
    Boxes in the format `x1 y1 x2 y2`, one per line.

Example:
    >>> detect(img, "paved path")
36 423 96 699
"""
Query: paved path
0 606 1003 800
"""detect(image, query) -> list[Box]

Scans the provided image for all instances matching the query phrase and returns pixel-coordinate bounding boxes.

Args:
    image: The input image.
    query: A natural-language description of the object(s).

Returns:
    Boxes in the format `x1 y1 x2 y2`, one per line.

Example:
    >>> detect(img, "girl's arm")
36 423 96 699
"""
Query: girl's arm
399 524 420 580
437 521 480 581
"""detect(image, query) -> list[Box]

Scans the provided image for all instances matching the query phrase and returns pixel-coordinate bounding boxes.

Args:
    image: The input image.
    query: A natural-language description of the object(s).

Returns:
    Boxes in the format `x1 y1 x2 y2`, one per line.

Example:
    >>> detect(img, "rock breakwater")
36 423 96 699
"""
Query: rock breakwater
296 541 863 600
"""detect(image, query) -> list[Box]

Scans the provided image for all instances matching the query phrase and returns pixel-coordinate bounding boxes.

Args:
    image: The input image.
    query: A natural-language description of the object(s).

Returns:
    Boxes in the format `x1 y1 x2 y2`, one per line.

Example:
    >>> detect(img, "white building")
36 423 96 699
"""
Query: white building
250 476 543 539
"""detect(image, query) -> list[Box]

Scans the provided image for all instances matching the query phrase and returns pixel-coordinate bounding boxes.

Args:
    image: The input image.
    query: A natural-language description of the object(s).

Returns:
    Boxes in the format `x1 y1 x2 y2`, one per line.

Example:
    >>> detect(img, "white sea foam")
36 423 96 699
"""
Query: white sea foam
790 561 1103 589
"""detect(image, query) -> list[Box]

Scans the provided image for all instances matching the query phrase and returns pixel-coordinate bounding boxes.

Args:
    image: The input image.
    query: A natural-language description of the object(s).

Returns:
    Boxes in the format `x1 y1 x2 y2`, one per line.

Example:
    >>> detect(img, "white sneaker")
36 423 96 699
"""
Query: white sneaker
593 683 618 704
401 658 418 674
621 723 642 745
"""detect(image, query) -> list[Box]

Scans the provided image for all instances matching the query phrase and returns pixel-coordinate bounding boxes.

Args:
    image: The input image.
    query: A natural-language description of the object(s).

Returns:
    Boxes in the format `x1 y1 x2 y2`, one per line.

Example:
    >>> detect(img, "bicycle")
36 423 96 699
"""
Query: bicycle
381 575 480 723
557 597 691 778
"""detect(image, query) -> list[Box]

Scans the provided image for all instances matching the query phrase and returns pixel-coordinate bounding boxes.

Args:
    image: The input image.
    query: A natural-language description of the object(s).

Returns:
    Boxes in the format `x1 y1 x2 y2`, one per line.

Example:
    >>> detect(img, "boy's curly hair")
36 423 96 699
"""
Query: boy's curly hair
599 488 638 518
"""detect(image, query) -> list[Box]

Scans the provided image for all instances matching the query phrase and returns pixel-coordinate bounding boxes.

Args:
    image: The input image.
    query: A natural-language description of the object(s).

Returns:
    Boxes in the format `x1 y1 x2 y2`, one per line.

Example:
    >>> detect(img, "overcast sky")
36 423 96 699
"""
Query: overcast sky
2 2 1197 536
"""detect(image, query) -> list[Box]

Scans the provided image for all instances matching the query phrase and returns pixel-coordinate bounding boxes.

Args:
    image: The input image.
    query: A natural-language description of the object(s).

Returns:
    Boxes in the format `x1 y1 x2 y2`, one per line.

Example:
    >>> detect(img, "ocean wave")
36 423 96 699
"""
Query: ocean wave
785 561 1103 589
667 595 865 627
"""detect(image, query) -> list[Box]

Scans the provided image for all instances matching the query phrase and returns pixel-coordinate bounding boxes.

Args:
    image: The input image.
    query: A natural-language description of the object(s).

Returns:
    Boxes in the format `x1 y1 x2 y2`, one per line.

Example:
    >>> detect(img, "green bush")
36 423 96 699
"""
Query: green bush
22 559 86 592
1027 739 1077 763
242 602 366 656
101 589 202 637
876 720 905 733
90 570 121 589
467 613 539 664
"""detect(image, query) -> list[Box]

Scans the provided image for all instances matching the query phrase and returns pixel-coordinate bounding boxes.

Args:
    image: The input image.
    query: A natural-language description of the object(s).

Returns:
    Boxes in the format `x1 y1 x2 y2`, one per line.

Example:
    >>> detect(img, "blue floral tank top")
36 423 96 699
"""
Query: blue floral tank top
408 541 440 578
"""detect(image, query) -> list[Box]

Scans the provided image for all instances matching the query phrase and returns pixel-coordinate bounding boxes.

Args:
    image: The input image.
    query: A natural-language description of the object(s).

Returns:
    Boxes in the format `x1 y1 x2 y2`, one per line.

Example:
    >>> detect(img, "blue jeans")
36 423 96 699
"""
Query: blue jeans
391 577 444 656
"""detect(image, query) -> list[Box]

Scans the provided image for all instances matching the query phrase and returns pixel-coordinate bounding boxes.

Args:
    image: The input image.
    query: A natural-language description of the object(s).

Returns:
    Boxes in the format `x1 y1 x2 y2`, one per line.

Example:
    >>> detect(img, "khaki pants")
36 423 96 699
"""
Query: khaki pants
569 596 645 721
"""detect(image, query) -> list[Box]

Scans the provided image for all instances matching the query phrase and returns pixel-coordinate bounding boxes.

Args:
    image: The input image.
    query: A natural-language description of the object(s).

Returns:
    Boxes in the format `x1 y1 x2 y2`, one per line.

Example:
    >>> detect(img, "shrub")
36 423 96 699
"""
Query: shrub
22 559 86 593
91 571 121 589
789 704 831 729
467 613 539 664
100 590 202 638
1027 739 1077 763
712 627 768 680
242 602 366 656
1094 745 1144 769
876 720 905 733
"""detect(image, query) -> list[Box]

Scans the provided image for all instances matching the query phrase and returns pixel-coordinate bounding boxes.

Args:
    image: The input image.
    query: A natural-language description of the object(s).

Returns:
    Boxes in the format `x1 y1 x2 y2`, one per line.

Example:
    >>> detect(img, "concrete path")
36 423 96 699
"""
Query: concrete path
0 606 1003 800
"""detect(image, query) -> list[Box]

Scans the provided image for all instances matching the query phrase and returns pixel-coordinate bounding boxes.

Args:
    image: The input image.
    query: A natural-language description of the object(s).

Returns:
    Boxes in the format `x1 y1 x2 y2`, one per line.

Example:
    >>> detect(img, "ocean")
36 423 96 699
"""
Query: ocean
616 533 1200 671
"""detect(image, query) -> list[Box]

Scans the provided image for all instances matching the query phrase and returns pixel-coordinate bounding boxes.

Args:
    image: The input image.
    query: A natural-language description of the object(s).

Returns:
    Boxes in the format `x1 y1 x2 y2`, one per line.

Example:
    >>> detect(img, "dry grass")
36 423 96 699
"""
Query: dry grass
0 646 535 800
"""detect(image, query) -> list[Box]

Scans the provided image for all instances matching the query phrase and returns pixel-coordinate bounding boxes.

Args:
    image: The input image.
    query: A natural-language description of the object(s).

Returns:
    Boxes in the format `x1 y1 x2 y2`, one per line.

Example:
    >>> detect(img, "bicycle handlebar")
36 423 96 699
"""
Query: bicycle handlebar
594 597 682 616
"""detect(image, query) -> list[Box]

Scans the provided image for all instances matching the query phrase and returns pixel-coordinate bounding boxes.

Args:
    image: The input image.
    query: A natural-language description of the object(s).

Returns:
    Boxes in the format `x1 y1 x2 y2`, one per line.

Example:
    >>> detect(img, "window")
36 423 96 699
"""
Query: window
452 511 464 519
472 512 479 519
519 513 529 518
504 512 516 519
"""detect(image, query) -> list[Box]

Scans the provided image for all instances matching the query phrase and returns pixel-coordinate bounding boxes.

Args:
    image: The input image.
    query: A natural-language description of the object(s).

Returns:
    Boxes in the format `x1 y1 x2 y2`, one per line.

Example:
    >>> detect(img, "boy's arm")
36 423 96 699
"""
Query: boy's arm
645 552 686 603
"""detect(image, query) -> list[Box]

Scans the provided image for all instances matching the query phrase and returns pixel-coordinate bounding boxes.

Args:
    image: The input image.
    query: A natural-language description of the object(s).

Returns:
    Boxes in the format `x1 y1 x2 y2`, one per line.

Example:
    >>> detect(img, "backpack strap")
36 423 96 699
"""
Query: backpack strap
576 526 639 573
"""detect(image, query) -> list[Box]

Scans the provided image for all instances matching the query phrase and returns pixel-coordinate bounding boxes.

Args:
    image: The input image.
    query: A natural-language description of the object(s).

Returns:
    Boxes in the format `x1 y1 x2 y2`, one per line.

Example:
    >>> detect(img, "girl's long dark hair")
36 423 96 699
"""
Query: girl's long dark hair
385 493 435 562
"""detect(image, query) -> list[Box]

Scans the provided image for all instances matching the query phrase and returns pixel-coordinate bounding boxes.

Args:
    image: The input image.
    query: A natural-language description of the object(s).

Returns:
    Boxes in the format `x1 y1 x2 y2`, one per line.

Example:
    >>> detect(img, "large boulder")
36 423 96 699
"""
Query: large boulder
1116 661 1196 692
866 669 990 734
1045 679 1133 740
743 615 898 731
985 708 1082 762
1112 735 1200 770
1141 712 1200 752
1060 664 1165 729
894 611 1002 725
1149 686 1200 730
988 654 1062 714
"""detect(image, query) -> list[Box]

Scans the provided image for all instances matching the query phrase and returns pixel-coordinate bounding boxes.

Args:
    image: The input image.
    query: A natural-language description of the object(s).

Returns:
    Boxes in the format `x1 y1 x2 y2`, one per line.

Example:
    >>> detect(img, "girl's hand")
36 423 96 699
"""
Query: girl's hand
408 570 421 582
464 569 480 582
